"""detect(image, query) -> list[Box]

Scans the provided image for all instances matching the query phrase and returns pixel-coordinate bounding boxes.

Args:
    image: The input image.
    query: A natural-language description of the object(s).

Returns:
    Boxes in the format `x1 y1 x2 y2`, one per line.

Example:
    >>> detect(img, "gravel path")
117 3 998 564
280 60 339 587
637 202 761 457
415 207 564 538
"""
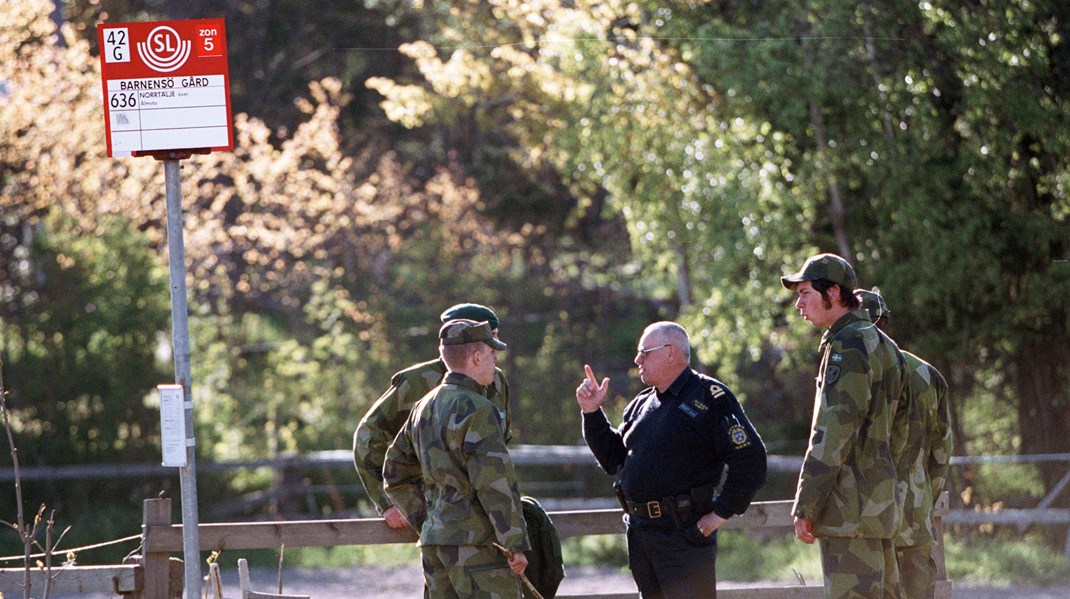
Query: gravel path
196 566 1070 599
56 564 1070 598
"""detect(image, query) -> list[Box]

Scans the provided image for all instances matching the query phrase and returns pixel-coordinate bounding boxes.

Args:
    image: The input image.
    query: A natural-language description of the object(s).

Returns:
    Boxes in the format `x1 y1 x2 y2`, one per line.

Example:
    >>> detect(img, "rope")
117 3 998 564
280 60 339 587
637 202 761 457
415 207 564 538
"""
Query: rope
0 533 142 563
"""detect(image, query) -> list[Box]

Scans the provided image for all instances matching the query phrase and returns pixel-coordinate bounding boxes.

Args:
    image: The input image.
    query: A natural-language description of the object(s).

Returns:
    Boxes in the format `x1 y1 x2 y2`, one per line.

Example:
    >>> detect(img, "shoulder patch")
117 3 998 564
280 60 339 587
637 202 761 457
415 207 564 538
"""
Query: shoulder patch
728 424 751 448
709 384 727 399
830 353 844 363
825 364 842 385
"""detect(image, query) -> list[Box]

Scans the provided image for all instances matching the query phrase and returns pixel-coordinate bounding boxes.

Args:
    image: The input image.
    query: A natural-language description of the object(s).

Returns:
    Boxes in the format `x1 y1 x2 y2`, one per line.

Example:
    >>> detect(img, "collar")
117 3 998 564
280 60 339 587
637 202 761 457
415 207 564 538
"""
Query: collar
658 367 695 400
820 309 871 349
443 371 489 396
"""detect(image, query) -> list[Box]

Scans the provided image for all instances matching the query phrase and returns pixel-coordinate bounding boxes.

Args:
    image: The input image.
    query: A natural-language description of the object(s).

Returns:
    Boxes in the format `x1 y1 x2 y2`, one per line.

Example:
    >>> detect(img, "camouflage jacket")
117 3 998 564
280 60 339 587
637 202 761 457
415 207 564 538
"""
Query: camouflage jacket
793 310 905 538
892 351 952 547
383 372 529 552
353 358 511 512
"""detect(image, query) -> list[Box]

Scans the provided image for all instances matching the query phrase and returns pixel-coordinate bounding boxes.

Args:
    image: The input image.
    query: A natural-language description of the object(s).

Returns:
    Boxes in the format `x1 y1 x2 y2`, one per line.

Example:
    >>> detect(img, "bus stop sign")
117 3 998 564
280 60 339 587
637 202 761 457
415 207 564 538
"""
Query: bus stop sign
97 18 233 158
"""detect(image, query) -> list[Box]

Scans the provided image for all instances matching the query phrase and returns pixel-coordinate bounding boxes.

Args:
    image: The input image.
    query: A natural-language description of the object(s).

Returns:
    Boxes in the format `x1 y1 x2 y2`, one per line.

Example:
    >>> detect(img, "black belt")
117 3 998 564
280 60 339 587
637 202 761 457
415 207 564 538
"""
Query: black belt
621 482 716 529
625 494 696 520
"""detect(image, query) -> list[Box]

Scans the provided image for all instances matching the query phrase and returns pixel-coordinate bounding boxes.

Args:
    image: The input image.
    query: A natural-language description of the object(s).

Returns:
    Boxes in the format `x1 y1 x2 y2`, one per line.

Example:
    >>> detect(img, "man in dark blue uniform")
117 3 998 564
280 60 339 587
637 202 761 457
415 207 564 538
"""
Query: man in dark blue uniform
576 321 767 598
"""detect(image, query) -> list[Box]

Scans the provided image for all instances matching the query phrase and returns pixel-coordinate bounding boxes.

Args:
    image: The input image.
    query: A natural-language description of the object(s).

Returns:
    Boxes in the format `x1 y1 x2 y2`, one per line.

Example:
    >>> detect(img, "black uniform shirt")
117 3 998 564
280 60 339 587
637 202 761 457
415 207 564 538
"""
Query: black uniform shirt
582 368 767 519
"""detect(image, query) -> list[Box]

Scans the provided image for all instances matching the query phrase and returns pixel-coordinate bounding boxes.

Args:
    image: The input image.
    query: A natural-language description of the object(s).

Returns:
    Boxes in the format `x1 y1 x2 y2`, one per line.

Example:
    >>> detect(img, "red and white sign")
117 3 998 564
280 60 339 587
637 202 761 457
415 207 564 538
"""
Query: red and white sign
97 19 233 157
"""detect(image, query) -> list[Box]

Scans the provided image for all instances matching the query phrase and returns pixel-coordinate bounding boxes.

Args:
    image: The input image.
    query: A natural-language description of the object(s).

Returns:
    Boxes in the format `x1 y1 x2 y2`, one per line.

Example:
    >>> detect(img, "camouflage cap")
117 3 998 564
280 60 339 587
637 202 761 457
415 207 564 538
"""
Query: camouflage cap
439 319 507 351
440 303 500 330
781 253 858 290
856 288 891 322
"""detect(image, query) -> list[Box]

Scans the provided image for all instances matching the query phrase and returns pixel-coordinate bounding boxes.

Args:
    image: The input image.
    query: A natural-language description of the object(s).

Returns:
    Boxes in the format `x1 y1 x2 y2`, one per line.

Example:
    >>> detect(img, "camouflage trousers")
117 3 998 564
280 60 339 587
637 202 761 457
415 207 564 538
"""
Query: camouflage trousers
421 544 522 599
896 544 936 599
818 536 900 599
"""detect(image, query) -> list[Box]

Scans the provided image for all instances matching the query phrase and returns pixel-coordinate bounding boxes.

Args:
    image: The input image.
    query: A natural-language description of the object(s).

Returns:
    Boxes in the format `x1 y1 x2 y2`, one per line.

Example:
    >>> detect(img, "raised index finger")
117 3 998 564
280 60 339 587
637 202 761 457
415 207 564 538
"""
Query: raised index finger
584 363 597 384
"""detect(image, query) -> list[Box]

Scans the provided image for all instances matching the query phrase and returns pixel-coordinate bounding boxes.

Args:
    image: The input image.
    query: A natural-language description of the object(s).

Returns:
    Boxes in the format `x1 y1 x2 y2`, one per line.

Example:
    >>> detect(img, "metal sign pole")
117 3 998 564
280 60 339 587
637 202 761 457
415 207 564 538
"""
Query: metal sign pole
164 158 202 599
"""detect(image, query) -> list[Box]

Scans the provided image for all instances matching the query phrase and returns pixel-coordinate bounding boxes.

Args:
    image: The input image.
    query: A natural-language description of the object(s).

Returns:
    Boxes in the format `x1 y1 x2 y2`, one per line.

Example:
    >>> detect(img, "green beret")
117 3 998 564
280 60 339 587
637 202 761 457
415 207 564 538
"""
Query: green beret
440 303 500 330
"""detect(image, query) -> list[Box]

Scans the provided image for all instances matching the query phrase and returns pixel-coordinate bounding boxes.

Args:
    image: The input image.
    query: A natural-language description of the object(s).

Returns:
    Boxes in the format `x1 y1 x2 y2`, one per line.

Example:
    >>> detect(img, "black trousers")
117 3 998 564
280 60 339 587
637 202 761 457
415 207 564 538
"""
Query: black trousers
626 524 718 599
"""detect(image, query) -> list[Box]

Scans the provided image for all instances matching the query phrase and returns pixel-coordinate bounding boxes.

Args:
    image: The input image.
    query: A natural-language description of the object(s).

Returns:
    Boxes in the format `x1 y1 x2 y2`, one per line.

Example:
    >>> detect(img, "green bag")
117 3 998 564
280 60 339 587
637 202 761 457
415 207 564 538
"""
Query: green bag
521 496 565 599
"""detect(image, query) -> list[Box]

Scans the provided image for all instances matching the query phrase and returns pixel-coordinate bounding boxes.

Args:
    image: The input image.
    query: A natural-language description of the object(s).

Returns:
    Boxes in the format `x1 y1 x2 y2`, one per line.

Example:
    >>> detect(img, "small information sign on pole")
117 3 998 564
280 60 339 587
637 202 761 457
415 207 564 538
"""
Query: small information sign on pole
159 384 188 467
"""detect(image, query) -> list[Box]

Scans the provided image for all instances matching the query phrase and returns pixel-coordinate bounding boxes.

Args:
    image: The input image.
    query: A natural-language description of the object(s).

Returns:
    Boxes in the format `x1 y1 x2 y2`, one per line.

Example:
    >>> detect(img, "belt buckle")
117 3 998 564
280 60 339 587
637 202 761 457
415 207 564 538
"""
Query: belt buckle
646 500 662 519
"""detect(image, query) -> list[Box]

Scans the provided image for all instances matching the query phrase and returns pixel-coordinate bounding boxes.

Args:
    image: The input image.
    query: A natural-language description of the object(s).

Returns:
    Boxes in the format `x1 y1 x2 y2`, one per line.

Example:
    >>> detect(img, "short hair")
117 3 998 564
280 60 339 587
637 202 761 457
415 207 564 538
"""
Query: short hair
646 321 692 364
441 342 479 371
812 279 861 310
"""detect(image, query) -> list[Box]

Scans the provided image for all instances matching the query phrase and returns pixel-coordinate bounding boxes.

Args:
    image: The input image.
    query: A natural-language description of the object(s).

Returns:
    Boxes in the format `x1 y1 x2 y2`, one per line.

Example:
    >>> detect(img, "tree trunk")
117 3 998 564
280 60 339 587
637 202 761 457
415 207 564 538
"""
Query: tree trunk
1015 324 1070 508
802 38 853 261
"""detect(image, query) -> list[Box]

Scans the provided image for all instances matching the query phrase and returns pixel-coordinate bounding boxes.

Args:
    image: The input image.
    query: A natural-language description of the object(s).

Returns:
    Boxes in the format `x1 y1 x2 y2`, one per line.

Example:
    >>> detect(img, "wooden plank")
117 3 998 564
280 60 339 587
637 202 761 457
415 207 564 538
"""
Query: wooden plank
142 498 175 599
145 502 797 552
145 498 945 551
148 511 623 552
944 508 1070 525
0 565 139 595
147 517 420 552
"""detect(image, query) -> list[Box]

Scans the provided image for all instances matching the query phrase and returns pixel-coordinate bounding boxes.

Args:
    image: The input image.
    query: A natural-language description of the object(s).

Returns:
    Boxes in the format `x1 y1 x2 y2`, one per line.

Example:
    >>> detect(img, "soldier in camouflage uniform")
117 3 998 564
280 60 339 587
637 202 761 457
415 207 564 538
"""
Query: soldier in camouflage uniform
781 253 905 599
384 319 529 598
858 289 953 599
354 303 511 529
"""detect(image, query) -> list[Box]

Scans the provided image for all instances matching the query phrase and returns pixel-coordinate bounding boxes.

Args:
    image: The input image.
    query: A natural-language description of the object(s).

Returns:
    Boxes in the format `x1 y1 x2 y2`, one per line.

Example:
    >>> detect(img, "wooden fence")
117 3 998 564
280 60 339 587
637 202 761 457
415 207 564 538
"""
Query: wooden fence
0 493 952 599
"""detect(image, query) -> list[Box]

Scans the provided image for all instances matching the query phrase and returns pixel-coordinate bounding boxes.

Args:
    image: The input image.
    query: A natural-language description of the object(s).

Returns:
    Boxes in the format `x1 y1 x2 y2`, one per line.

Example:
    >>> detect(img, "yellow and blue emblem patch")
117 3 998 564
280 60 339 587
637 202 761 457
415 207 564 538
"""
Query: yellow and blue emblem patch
728 424 750 448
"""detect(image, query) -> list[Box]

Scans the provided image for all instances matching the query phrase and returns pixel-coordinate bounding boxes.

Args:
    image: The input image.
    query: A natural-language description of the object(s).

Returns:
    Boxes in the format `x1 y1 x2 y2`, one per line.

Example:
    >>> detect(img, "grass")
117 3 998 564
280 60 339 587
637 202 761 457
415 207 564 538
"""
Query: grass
944 533 1070 586
277 528 1070 589
258 543 420 569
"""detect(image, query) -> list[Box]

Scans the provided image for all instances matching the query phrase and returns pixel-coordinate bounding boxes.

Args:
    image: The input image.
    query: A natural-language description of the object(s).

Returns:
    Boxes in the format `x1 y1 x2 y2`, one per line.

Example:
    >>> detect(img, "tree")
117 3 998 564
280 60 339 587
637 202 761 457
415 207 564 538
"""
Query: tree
367 0 1070 504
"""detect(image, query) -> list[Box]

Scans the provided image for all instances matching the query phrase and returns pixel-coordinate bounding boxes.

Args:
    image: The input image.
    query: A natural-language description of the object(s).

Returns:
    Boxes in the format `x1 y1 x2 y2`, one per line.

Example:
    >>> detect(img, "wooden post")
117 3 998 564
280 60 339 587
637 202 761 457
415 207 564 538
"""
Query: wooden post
143 498 178 599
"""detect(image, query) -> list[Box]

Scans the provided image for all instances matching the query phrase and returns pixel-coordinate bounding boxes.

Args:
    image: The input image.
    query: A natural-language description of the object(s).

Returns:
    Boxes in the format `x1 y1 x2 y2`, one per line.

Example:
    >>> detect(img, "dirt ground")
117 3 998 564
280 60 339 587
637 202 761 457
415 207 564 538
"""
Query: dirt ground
187 565 1070 598
62 564 1070 598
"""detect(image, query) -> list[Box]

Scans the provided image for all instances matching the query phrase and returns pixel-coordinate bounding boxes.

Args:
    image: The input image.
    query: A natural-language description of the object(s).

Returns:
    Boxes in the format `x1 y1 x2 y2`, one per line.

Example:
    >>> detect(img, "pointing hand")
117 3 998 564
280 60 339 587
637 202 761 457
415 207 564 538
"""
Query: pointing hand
575 364 610 413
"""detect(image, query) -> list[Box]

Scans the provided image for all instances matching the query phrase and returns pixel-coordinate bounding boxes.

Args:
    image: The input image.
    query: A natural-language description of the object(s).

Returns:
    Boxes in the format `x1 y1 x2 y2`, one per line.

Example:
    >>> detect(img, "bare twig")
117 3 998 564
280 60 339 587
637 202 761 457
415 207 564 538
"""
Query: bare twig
277 543 286 594
1 360 62 599
491 542 543 599
1 361 34 599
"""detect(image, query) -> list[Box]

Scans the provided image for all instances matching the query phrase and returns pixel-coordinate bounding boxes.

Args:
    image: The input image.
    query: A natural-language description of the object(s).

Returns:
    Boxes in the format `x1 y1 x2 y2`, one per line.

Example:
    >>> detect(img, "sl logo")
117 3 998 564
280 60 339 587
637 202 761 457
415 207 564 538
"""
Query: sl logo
138 26 191 73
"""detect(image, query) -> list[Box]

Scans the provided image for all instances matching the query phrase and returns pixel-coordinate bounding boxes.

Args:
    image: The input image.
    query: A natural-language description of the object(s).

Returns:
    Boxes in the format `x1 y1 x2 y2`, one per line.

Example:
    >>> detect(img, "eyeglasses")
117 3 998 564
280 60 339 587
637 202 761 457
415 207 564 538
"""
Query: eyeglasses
635 343 671 358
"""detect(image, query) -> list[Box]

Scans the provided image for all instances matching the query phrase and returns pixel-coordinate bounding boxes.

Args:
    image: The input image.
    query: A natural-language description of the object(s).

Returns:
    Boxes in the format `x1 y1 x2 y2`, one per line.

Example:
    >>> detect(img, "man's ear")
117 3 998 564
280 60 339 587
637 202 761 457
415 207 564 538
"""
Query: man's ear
828 284 842 305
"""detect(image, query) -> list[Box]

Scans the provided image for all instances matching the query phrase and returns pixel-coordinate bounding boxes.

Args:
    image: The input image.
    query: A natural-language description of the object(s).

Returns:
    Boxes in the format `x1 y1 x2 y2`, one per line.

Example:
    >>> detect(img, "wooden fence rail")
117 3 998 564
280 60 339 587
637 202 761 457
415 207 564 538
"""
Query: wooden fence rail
0 493 952 599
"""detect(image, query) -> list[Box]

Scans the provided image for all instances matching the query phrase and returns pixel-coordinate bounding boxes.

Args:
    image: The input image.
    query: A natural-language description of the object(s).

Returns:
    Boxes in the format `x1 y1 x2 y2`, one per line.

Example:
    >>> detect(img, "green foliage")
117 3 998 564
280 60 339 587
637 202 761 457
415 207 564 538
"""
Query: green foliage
0 213 170 466
367 0 1070 512
945 533 1070 585
283 543 420 568
560 534 629 569
717 531 822 584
